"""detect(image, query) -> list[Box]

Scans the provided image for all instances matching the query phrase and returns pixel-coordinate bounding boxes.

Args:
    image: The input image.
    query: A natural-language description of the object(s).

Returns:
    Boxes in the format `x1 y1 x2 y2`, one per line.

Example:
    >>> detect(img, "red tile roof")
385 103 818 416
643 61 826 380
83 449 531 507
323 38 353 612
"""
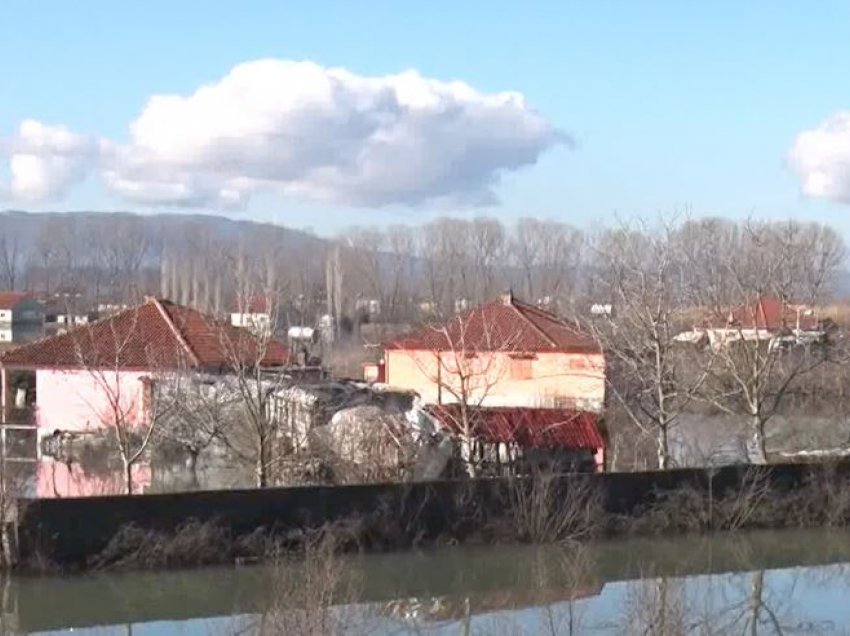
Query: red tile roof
425 405 605 450
235 294 272 314
0 298 289 370
725 295 818 332
387 293 598 354
0 292 35 310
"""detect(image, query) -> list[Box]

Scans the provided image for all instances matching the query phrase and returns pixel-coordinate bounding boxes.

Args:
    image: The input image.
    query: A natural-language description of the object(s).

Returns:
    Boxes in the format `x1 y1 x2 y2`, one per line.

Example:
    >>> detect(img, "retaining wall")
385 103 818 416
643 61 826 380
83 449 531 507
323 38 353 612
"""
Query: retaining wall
17 460 850 565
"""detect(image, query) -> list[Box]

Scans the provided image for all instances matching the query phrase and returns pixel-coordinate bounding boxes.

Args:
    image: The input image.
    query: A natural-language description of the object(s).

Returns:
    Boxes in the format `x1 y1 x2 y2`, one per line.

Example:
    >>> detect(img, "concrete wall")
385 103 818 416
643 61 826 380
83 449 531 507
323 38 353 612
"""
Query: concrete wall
19 460 849 566
385 349 605 410
35 369 150 434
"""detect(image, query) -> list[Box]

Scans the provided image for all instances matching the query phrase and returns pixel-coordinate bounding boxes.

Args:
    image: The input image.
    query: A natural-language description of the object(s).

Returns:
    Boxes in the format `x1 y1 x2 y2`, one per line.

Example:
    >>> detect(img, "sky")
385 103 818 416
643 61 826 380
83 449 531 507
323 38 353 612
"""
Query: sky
2 1 850 236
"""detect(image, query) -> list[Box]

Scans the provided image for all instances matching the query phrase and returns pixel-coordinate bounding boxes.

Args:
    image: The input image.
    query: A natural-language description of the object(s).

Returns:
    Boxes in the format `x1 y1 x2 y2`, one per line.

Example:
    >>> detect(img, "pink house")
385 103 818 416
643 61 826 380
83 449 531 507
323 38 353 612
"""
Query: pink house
376 292 607 471
0 298 289 471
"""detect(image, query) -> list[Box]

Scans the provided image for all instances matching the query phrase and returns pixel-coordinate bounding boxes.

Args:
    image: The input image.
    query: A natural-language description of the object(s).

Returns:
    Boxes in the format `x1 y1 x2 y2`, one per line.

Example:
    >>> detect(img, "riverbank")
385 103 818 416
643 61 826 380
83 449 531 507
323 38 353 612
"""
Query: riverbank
14 459 850 572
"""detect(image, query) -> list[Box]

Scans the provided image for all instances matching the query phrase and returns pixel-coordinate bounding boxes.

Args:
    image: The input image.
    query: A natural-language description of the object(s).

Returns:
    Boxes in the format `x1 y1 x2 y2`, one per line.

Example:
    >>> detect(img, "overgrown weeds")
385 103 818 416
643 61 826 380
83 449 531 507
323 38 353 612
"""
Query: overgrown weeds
506 473 602 544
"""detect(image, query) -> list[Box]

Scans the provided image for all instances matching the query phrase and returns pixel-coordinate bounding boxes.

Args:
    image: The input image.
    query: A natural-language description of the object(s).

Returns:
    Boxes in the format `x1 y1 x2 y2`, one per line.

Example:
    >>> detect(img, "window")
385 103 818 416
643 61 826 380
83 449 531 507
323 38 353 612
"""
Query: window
2 426 38 461
510 358 532 380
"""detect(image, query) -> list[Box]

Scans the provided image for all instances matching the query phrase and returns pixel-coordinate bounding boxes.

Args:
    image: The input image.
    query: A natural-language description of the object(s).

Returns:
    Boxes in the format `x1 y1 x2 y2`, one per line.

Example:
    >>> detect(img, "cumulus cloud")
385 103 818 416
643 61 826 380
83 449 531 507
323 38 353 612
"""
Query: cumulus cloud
788 112 850 204
1 120 98 202
2 60 564 208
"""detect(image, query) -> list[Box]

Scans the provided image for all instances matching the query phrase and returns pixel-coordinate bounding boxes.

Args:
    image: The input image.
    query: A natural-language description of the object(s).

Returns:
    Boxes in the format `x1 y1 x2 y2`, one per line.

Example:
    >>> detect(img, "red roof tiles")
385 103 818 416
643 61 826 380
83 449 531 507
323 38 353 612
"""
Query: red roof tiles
425 405 605 450
0 298 289 370
387 293 598 354
0 292 35 311
725 295 818 332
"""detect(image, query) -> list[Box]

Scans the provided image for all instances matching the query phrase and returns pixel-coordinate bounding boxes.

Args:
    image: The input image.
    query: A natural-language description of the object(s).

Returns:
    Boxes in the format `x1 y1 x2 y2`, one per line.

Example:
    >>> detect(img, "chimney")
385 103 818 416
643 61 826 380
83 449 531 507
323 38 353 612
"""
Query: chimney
500 289 513 306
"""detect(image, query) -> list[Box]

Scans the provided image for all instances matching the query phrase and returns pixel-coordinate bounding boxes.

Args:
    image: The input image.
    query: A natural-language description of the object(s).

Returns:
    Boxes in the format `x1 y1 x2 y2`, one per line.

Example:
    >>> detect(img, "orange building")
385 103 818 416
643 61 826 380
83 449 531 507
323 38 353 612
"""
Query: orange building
374 292 605 411
370 292 607 471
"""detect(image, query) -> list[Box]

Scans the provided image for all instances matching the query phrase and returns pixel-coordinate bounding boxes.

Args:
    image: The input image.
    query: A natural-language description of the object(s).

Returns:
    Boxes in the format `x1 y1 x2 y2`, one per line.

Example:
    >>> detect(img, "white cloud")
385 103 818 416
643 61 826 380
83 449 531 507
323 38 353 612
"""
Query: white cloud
2 60 564 209
788 112 850 204
1 120 98 202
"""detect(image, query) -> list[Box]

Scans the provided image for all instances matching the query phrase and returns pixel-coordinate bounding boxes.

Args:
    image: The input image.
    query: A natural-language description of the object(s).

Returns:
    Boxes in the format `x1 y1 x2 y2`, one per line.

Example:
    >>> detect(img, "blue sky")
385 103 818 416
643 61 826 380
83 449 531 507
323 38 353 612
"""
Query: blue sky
2 0 850 235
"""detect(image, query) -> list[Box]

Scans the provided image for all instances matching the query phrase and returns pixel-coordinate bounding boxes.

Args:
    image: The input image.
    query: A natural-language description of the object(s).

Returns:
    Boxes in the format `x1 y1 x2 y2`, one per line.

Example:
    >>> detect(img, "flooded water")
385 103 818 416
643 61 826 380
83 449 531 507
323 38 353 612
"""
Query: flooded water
8 447 256 499
6 528 850 634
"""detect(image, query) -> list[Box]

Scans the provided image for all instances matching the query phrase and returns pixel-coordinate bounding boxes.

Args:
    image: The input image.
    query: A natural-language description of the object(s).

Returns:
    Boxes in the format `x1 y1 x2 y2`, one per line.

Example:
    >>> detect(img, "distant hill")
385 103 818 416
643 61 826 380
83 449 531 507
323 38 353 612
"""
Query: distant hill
0 209 326 254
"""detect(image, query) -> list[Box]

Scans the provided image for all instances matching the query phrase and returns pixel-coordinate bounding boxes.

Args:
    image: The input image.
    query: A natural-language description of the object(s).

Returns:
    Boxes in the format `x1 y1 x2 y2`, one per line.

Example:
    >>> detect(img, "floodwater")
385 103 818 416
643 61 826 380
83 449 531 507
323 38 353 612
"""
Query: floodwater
7 528 850 634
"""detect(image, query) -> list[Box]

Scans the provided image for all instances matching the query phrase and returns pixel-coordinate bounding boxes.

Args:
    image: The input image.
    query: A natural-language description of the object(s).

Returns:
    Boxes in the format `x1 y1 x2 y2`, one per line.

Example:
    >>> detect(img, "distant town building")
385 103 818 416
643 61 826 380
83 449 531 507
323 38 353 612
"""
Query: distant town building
675 295 823 350
354 297 381 317
454 297 469 313
230 295 273 335
0 292 43 325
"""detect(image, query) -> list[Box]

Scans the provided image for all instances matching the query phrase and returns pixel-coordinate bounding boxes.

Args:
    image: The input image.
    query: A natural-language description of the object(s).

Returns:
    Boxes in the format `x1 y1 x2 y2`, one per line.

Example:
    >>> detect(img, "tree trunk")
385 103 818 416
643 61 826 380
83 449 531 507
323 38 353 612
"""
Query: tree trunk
186 449 200 490
657 428 670 470
123 457 134 495
256 438 269 488
749 414 768 465
460 438 479 478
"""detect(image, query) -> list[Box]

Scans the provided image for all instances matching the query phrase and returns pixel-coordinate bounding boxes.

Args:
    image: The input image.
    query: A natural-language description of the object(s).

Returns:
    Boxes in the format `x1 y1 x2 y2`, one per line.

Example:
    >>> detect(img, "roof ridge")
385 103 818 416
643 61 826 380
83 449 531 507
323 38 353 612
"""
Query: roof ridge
150 298 201 368
512 298 572 324
0 302 141 363
507 298 558 348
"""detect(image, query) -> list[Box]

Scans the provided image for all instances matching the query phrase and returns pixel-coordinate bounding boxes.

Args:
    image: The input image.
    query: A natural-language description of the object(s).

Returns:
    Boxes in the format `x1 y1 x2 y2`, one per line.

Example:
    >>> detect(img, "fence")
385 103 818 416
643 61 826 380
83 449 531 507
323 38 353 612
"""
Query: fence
16 459 850 565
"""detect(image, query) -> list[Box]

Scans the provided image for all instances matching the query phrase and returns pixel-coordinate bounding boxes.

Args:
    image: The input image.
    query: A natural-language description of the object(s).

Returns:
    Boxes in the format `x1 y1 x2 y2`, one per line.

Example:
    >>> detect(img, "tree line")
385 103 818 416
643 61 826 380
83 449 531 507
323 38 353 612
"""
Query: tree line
1 211 845 332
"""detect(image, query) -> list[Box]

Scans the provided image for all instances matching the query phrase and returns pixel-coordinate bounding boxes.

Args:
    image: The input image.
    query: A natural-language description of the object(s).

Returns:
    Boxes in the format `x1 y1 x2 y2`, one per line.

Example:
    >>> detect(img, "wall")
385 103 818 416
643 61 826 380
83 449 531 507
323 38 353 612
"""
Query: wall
385 349 605 410
17 460 850 566
35 369 150 434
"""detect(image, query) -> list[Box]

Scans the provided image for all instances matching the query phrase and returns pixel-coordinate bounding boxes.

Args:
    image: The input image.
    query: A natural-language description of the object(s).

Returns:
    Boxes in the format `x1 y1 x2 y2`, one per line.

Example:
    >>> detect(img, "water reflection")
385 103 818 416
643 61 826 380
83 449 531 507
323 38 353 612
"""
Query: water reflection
5 447 254 499
4 529 850 634
36 458 152 498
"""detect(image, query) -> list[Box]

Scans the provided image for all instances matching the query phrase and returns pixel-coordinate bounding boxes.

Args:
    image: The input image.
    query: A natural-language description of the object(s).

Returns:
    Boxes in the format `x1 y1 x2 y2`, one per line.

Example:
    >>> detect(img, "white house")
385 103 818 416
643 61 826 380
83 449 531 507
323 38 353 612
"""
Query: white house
230 295 273 335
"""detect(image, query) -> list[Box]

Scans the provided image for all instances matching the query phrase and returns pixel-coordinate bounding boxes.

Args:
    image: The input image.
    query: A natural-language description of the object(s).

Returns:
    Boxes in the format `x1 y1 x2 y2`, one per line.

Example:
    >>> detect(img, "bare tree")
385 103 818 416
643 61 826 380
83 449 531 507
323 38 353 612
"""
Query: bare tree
419 218 475 317
153 366 241 488
408 308 522 476
689 221 844 464
511 218 584 309
210 286 291 487
588 220 711 469
469 217 507 302
70 310 172 494
700 302 828 464
0 234 23 292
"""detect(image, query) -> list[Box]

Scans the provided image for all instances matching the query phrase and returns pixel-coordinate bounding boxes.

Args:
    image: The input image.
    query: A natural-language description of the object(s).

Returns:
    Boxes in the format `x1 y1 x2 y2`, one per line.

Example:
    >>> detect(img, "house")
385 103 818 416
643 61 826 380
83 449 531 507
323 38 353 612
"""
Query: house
0 292 43 325
354 297 381 318
0 297 289 463
675 295 823 349
43 292 98 332
377 291 605 411
231 295 274 335
372 292 606 472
